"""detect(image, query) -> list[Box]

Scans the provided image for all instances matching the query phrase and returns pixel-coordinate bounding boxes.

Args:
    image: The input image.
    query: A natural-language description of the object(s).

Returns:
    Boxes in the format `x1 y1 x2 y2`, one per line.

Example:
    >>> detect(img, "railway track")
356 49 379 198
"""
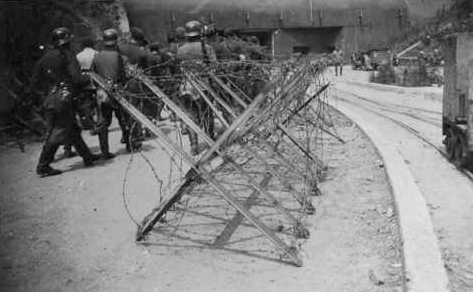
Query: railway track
334 91 473 183
336 88 442 128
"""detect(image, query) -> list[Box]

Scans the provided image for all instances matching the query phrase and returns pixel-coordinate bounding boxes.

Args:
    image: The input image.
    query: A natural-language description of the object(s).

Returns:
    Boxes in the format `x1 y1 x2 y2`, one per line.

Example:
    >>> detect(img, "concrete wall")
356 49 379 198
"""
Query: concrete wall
126 2 408 59
273 28 342 57
443 33 473 122
404 0 453 24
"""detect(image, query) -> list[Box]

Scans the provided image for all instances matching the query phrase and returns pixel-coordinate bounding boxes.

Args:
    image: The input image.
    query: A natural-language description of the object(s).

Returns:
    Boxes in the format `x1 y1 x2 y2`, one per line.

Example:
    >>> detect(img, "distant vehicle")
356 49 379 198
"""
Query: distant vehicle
442 33 473 167
351 52 364 70
370 50 392 69
351 49 392 71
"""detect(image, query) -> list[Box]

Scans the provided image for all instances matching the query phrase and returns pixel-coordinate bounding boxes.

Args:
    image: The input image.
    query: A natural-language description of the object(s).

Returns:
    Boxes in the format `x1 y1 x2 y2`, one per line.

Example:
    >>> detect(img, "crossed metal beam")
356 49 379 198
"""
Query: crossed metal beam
88 61 329 266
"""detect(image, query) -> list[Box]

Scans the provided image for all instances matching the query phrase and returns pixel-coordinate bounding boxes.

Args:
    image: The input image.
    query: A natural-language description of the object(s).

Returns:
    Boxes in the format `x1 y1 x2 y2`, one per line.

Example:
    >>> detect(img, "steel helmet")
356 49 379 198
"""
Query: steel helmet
175 26 186 39
130 27 145 41
103 28 118 46
51 27 72 47
185 20 202 37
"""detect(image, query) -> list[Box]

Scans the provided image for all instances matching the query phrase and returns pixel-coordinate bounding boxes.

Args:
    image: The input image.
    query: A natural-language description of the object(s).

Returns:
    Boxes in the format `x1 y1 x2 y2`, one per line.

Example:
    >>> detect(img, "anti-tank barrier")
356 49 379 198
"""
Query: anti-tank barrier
88 56 333 266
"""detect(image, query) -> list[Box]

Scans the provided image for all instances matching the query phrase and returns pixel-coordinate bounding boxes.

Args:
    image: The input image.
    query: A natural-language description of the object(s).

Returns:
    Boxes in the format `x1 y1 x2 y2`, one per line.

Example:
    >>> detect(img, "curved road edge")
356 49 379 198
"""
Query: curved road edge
327 99 449 292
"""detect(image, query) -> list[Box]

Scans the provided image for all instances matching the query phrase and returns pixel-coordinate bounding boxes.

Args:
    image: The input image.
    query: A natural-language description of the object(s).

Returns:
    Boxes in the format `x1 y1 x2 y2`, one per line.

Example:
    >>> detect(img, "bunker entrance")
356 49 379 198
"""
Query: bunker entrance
274 27 343 57
238 30 272 47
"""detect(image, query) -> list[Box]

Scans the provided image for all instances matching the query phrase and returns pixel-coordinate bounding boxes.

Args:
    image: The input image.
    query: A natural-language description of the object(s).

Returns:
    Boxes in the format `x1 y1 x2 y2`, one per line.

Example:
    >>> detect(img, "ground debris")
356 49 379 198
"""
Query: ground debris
369 269 385 286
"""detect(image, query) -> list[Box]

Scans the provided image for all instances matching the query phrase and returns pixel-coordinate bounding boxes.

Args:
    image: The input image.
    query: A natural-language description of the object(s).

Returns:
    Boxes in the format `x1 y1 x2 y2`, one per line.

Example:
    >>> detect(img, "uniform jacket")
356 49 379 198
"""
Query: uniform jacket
177 41 217 100
42 84 80 143
119 42 149 69
91 47 126 84
31 48 85 143
177 41 217 63
31 48 84 96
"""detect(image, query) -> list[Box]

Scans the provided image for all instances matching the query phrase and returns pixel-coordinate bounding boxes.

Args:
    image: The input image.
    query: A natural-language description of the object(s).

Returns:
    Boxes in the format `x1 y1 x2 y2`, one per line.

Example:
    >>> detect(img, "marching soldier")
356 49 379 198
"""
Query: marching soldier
119 27 149 68
118 27 151 143
332 46 344 76
177 20 217 155
91 28 139 158
31 27 99 177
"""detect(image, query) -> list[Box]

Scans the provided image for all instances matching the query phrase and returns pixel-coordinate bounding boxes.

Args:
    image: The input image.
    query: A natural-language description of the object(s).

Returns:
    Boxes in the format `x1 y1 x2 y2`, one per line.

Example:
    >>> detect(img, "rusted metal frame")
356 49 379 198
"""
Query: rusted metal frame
181 71 230 128
184 70 238 119
231 70 308 141
252 135 309 181
257 68 309 116
240 144 311 206
256 136 321 197
254 90 326 177
307 103 335 128
136 74 213 146
220 70 319 187
270 127 322 182
276 123 325 169
294 112 346 144
223 75 253 103
240 90 316 168
230 72 314 173
209 73 249 109
196 77 279 164
138 73 302 227
225 158 302 225
213 173 273 247
244 79 325 171
89 72 302 266
140 69 313 221
281 82 331 126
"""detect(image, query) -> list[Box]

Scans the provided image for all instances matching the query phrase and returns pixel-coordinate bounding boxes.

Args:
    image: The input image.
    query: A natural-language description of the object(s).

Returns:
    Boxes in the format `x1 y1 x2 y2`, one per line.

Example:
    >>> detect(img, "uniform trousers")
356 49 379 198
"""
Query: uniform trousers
38 126 93 168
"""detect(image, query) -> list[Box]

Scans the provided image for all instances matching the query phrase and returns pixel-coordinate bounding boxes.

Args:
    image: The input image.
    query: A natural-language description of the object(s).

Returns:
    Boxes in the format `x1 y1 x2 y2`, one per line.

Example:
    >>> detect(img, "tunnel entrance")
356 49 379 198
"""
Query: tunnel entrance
273 27 343 57
237 29 272 47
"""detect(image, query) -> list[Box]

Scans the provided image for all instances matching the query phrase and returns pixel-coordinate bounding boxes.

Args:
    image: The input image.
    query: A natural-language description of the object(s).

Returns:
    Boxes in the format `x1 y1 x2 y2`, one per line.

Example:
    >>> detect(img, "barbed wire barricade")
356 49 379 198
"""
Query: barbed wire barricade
88 54 339 267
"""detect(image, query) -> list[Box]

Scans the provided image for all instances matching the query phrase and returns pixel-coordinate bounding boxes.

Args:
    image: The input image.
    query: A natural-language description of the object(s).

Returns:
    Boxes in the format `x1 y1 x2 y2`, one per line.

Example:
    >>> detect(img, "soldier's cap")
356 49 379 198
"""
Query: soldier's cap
175 27 186 38
52 27 72 47
103 28 119 46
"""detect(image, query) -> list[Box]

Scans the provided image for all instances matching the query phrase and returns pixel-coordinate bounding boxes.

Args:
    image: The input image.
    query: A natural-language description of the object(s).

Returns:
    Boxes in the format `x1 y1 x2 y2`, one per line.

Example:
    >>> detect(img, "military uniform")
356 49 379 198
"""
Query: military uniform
91 46 131 156
177 40 217 153
119 41 151 141
119 42 149 69
31 47 98 176
332 48 344 76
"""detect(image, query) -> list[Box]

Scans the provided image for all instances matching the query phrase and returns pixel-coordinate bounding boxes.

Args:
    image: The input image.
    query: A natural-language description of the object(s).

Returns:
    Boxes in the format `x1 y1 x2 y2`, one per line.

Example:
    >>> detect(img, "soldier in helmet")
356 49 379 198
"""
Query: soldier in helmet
175 27 186 46
119 27 149 69
177 20 217 155
31 27 100 177
118 27 153 143
91 28 139 158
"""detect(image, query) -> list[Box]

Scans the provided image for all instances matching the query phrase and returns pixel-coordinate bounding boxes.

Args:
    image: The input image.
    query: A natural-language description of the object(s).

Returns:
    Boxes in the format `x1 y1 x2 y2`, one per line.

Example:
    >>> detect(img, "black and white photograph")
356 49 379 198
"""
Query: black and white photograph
0 0 472 291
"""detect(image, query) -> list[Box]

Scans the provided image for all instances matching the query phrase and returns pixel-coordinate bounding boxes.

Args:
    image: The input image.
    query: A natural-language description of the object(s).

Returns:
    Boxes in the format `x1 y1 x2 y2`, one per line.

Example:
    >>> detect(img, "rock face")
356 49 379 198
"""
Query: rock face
0 0 130 116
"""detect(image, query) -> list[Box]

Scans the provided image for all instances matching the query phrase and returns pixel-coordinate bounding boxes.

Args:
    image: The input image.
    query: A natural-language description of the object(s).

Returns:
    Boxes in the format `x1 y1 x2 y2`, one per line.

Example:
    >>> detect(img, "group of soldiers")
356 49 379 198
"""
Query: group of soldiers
30 21 266 177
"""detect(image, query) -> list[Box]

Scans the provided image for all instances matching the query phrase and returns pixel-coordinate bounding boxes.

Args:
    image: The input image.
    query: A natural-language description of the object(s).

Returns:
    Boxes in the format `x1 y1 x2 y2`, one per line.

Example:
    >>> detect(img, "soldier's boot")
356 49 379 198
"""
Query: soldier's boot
98 131 115 160
37 142 62 177
36 165 62 177
189 131 199 156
